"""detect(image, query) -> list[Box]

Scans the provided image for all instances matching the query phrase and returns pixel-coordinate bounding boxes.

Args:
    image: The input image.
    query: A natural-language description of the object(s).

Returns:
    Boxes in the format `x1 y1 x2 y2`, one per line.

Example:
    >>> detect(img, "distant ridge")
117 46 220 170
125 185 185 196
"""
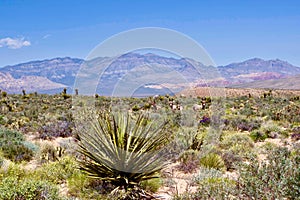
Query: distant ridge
231 74 300 90
0 54 300 94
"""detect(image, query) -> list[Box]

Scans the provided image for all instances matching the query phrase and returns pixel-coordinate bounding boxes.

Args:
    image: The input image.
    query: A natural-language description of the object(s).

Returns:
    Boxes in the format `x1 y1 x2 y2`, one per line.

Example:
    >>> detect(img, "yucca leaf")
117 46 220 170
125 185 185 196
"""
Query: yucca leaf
77 111 171 188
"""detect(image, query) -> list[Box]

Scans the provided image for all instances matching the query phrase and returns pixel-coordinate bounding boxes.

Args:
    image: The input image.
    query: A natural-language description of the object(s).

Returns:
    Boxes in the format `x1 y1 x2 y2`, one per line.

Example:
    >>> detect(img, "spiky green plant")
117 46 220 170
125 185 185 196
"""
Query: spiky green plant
199 153 225 171
77 111 171 191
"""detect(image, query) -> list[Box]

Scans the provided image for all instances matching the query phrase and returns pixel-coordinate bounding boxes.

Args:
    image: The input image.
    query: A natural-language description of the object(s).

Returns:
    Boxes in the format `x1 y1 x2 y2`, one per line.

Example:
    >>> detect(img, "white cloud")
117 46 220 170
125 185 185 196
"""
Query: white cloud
0 37 31 49
42 34 51 39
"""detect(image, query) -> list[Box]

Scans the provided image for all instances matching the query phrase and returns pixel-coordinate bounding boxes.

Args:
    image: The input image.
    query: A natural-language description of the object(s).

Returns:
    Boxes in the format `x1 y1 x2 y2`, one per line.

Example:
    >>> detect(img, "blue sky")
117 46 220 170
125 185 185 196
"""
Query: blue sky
0 0 300 67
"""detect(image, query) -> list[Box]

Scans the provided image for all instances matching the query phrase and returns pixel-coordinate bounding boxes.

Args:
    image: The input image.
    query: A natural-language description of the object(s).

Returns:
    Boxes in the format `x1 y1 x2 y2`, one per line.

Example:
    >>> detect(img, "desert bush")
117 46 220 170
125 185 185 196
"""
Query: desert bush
249 130 267 142
190 129 207 151
140 177 163 193
220 132 255 159
0 128 35 162
221 151 242 171
38 120 73 140
177 149 200 173
236 147 300 199
192 167 223 184
37 142 65 163
175 168 235 200
220 132 254 150
0 155 3 167
132 105 140 111
0 177 61 200
33 156 77 184
224 116 261 132
193 177 235 199
260 120 282 138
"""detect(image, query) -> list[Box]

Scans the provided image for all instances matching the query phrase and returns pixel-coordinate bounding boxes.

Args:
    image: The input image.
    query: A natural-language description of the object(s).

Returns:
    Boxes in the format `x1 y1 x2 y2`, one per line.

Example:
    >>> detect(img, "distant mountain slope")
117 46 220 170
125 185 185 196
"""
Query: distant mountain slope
0 72 66 93
0 54 300 94
1 57 83 86
217 58 300 84
231 74 300 90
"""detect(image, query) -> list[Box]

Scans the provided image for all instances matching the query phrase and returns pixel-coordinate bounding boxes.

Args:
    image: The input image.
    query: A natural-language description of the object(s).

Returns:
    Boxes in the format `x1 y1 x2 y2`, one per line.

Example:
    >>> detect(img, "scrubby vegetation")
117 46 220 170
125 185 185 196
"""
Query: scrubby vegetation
0 89 299 199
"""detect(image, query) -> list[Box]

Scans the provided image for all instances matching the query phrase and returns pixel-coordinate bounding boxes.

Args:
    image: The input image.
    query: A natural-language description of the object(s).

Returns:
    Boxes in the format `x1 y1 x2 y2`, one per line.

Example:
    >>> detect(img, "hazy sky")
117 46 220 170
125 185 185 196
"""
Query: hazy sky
0 0 300 67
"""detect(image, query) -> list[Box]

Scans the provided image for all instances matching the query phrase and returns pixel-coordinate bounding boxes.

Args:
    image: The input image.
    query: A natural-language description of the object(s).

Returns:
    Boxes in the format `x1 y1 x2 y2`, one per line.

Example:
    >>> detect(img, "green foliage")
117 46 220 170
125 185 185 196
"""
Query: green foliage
0 128 34 162
221 150 242 171
140 177 162 193
1 91 7 98
236 147 300 199
177 149 200 173
199 153 225 171
67 171 90 197
132 105 140 111
77 111 171 191
0 177 61 200
0 92 300 198
67 170 111 199
220 132 254 158
249 130 267 142
175 168 235 200
0 162 62 200
37 142 65 163
33 156 77 184
193 177 236 199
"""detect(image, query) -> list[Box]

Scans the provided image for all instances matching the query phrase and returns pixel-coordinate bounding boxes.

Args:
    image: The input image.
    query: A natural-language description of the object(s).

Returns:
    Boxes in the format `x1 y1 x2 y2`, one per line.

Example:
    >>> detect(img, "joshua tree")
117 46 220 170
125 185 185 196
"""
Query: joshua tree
62 88 67 94
1 91 7 98
77 111 171 197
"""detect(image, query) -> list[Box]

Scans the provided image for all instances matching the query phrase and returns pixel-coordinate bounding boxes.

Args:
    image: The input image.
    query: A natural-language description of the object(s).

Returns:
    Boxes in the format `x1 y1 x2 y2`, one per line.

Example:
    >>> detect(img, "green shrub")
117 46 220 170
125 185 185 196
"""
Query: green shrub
132 105 140 111
222 151 242 171
199 153 225 171
220 133 254 158
220 132 254 150
67 170 90 197
177 149 200 173
175 170 235 200
194 177 236 199
0 176 61 200
140 177 162 193
0 128 34 162
249 130 267 142
236 147 300 199
33 156 77 184
37 142 65 163
68 170 114 199
192 167 223 184
260 121 281 138
0 156 3 167
0 162 26 180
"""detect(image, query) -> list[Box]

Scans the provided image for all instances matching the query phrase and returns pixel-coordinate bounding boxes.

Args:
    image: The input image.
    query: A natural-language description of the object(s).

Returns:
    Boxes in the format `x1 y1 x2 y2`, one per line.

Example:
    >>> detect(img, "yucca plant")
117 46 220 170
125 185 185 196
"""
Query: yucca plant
77 111 171 193
199 153 225 171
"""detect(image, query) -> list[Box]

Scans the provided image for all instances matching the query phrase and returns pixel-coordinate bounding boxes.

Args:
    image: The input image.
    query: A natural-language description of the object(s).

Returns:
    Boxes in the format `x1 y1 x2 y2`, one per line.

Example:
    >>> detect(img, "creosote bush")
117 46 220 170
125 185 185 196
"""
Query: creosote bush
0 128 35 162
236 147 300 199
177 149 200 173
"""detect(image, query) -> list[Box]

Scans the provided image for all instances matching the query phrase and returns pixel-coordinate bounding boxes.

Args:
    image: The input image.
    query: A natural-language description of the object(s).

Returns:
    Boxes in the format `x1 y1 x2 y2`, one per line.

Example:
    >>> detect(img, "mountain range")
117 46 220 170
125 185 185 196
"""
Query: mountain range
0 53 300 95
